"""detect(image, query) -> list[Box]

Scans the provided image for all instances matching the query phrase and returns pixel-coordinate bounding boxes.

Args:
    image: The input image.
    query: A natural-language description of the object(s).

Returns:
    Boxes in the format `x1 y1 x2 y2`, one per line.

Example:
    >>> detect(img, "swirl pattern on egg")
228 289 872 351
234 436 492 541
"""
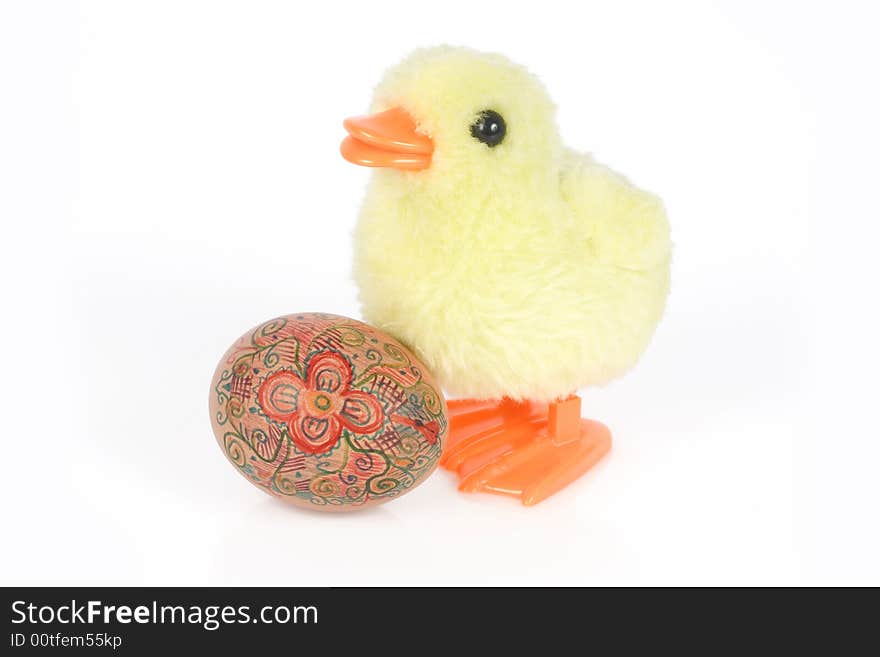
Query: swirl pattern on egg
209 313 447 511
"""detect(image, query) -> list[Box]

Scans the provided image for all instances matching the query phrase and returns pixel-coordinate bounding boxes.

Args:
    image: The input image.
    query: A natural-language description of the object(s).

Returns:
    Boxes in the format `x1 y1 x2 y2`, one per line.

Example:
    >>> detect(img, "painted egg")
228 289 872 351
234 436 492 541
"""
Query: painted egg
209 313 447 511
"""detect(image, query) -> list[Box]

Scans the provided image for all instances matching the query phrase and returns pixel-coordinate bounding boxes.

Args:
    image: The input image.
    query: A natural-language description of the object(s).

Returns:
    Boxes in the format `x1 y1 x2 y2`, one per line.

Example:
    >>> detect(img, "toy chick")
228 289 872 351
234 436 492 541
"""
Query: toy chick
341 46 671 505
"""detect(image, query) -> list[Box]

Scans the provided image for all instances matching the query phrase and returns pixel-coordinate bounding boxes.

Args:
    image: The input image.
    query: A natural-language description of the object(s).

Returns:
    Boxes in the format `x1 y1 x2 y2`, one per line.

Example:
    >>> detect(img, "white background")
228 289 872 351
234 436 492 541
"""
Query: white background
1 0 878 586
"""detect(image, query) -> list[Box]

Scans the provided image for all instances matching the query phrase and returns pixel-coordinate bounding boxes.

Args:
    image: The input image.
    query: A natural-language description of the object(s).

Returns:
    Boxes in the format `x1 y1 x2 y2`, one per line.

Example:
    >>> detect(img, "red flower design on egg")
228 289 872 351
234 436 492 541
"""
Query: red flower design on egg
257 352 384 455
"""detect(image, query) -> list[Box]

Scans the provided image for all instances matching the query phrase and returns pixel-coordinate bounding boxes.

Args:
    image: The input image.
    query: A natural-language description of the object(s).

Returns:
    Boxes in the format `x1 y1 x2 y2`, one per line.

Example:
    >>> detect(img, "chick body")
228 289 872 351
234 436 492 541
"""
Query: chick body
352 48 670 402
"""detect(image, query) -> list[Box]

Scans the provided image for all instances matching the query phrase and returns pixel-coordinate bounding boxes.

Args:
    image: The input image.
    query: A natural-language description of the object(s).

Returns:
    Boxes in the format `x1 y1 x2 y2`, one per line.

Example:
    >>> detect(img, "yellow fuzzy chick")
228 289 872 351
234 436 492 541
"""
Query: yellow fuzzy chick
341 46 670 505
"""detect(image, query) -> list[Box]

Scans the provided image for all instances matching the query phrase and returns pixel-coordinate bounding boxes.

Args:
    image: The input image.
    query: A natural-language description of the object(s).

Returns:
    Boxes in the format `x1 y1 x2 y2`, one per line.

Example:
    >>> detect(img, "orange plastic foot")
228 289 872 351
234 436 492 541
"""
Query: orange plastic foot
442 395 611 506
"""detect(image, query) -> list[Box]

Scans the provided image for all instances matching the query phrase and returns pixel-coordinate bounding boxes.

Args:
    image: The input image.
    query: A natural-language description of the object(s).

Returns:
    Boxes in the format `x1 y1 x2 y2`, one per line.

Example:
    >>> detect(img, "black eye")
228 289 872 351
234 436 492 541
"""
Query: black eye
470 110 506 147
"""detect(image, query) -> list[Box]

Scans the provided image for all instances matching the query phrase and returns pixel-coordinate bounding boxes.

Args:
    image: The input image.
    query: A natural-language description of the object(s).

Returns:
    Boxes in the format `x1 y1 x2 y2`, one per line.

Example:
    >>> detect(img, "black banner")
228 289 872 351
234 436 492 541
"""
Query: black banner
2 587 871 653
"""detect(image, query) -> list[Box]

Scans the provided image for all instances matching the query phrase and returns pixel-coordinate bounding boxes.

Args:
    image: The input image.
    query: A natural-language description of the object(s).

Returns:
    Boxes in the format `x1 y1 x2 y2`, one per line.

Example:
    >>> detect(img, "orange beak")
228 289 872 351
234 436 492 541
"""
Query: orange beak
341 107 433 171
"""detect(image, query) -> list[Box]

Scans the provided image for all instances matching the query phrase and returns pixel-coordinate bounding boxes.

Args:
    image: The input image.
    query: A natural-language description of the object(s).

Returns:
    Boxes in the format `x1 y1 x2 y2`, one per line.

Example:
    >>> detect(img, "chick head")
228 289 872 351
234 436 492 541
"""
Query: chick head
342 46 562 192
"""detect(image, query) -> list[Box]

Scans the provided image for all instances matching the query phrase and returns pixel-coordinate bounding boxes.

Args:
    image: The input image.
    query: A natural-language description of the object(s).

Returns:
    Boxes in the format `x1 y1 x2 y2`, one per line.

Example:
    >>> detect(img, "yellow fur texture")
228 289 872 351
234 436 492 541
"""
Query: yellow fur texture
353 46 671 402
